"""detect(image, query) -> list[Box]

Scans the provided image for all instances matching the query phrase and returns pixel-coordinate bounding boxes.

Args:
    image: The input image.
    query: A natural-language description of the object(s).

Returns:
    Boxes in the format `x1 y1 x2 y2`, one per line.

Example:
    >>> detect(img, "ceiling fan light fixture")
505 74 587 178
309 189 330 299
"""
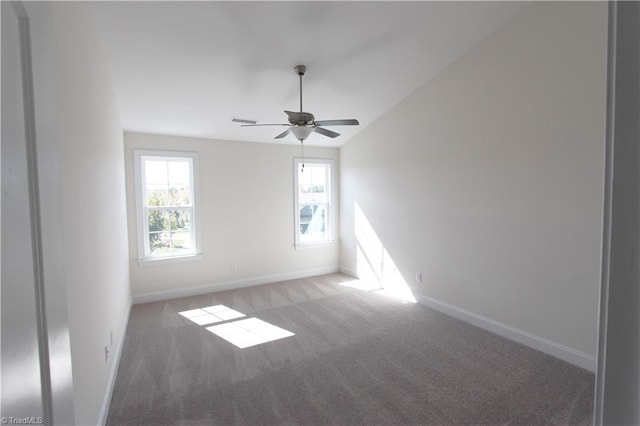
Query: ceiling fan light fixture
290 125 315 141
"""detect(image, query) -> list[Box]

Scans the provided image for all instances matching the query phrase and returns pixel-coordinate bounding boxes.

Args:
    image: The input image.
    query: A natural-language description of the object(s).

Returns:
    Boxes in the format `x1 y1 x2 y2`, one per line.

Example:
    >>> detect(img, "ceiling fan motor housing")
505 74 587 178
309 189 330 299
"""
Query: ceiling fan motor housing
287 111 315 125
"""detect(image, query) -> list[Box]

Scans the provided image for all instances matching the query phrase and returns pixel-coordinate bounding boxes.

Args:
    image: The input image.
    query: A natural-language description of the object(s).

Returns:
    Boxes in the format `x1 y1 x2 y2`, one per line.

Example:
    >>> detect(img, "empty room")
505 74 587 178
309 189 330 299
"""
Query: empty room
3 1 640 425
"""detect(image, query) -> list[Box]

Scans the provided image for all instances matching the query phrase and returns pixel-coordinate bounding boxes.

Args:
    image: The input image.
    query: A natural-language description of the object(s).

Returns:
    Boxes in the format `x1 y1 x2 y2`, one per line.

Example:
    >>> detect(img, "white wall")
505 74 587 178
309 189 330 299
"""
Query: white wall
124 132 339 301
52 3 131 424
340 2 607 360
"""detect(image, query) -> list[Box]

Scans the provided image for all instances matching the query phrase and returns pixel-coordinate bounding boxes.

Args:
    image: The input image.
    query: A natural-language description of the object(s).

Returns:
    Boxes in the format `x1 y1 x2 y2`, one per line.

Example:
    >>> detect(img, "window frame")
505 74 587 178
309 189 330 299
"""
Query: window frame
293 158 335 249
134 150 201 264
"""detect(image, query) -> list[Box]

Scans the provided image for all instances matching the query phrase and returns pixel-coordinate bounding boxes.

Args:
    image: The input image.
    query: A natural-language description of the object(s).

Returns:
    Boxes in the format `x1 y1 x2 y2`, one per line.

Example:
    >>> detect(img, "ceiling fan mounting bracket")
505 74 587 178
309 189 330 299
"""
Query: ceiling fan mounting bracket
294 64 306 76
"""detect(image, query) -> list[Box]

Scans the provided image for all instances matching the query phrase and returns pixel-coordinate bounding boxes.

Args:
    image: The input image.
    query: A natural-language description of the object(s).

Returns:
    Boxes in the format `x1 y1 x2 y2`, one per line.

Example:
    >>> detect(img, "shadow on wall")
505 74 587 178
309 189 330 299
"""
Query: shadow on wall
353 202 416 303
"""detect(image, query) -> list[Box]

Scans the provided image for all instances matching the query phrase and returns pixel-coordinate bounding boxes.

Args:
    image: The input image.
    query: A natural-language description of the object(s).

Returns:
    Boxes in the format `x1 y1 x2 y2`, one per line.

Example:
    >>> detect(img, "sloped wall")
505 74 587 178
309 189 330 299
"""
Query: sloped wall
340 2 607 359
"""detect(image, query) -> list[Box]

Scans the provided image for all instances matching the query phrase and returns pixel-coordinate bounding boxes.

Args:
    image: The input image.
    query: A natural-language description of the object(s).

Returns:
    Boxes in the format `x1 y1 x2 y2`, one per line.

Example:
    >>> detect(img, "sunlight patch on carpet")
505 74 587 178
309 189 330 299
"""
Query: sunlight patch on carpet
206 318 295 349
338 278 381 291
179 305 245 325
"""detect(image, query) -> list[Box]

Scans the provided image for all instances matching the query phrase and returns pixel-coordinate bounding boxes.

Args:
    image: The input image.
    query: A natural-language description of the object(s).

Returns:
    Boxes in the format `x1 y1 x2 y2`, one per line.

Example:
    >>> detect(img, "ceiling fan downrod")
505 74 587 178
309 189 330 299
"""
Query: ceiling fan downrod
294 65 306 170
294 64 306 114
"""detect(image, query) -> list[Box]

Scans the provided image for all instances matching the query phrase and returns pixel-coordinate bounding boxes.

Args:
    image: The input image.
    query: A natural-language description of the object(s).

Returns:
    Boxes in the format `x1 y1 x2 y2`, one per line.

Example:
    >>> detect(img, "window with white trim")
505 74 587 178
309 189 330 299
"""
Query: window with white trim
294 158 334 247
134 151 199 261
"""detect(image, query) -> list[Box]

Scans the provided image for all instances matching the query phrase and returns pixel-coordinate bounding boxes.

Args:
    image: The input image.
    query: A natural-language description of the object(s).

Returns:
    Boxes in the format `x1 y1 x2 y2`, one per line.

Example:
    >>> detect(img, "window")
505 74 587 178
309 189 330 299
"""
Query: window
294 158 334 247
134 151 200 262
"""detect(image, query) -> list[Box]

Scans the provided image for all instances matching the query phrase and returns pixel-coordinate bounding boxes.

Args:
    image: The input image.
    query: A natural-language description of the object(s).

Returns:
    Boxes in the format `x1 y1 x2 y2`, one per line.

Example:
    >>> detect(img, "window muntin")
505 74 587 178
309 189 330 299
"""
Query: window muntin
135 151 199 260
294 159 333 247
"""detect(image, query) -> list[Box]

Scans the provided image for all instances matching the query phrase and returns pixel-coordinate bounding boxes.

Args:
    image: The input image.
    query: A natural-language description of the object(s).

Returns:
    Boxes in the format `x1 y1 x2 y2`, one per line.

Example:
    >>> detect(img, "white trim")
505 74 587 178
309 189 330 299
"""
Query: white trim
339 265 359 278
595 2 617 422
132 266 340 304
97 297 133 426
136 253 202 267
14 2 55 420
294 240 337 250
414 293 596 372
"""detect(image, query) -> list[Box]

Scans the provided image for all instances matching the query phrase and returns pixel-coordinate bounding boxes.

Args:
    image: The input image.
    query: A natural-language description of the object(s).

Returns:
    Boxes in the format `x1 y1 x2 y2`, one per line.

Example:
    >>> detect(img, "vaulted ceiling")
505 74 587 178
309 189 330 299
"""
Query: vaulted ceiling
92 1 527 147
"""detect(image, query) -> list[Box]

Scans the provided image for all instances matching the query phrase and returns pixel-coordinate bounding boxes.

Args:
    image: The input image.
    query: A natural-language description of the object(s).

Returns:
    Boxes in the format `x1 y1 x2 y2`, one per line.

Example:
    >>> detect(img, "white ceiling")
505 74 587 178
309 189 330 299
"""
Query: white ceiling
92 1 527 147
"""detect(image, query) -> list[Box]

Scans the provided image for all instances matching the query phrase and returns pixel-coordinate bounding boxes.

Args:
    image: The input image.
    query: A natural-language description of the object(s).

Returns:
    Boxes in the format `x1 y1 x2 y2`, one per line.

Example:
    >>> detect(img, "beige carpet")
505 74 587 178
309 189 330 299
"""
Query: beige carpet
107 273 594 425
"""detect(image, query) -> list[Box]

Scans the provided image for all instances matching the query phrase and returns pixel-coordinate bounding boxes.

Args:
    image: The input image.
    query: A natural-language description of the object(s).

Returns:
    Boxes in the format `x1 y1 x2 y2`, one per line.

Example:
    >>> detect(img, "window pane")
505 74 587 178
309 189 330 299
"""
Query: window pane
299 184 325 194
144 159 191 207
298 163 311 184
148 210 169 256
170 209 192 251
145 160 168 185
146 187 168 207
147 209 194 257
297 164 327 187
148 209 169 233
299 204 327 242
170 227 191 252
298 165 328 205
168 185 191 206
311 166 326 186
168 161 190 187
299 188 327 204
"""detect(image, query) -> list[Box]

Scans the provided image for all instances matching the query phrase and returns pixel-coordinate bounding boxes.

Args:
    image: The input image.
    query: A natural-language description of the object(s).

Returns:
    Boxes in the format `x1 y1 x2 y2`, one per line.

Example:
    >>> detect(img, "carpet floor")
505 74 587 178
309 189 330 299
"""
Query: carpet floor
107 273 594 425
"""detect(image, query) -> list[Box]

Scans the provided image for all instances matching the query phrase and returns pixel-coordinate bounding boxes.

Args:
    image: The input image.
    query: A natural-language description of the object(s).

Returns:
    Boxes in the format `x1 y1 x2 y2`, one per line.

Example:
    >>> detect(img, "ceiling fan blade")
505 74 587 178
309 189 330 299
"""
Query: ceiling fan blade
232 118 257 125
314 119 359 126
274 129 290 139
240 123 290 127
314 126 340 138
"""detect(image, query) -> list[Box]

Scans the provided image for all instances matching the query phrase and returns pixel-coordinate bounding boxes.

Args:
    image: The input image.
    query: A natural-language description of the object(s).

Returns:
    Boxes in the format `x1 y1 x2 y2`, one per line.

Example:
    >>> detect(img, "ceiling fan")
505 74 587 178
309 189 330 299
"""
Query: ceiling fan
234 65 359 143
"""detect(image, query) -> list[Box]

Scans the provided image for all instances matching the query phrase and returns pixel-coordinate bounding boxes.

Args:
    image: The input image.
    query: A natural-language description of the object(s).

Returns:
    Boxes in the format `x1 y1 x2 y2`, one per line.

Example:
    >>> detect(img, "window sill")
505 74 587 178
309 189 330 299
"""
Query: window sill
137 253 202 267
295 240 336 250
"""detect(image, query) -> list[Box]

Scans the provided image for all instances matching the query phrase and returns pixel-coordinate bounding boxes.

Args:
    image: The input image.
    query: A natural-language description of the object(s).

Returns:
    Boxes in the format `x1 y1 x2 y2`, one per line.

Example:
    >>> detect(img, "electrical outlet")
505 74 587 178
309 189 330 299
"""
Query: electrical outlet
415 272 423 282
104 345 110 362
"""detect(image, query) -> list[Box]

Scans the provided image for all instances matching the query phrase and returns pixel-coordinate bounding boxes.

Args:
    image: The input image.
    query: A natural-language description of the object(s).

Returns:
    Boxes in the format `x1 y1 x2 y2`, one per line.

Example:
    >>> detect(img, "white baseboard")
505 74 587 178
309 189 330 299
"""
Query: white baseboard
414 293 596 372
338 265 358 278
132 266 341 304
97 296 133 426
